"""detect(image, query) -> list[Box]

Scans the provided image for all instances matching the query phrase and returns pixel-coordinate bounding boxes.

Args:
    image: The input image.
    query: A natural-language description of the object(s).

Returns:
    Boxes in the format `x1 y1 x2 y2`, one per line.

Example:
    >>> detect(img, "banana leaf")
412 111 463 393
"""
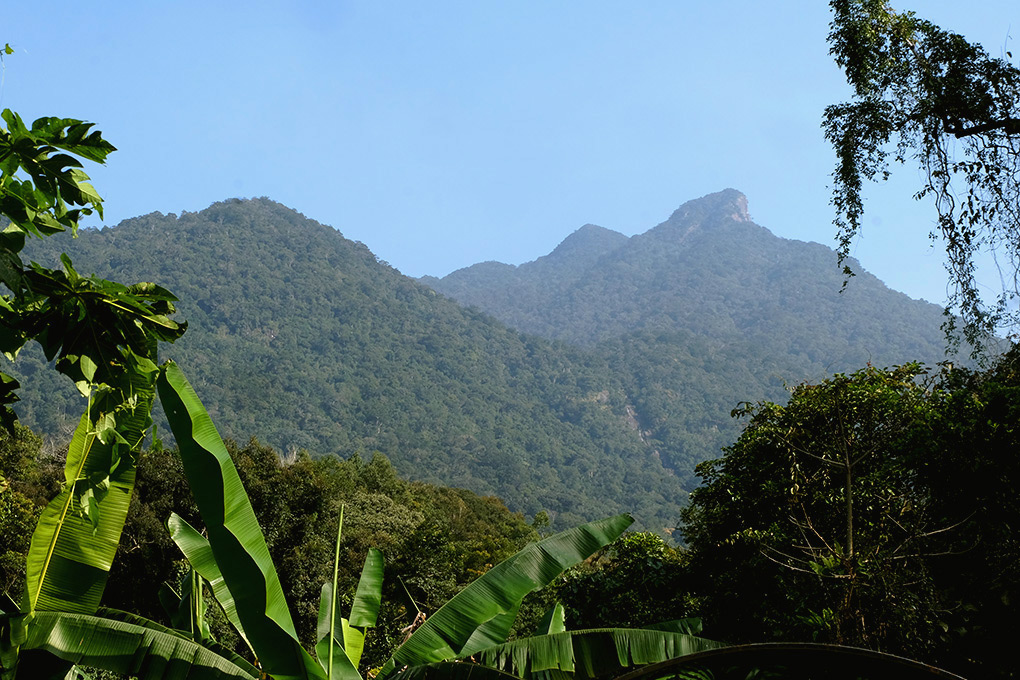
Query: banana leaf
315 544 383 678
393 663 520 680
533 604 565 636
157 361 324 680
378 514 633 679
24 349 157 614
315 585 362 680
16 609 259 679
469 627 726 680
460 604 520 656
157 569 212 642
349 548 383 629
167 513 252 652
644 619 702 636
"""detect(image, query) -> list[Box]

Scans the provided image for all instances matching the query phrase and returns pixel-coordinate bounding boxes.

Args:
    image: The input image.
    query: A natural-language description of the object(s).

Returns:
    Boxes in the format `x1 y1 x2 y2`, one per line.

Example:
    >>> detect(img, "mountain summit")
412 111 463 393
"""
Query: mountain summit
423 190 958 482
9 193 960 528
14 198 685 529
425 189 948 361
656 188 751 231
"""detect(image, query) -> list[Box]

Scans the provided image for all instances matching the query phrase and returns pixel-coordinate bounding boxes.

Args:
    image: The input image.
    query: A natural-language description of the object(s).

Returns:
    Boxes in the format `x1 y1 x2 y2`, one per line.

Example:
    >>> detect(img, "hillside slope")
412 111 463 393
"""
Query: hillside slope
427 189 950 360
12 198 683 529
424 190 959 478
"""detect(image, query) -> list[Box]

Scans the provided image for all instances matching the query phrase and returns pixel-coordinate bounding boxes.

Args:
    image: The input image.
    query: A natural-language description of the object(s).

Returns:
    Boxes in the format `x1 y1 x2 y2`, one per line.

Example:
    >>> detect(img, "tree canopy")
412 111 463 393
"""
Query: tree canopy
826 0 1020 347
680 352 1020 679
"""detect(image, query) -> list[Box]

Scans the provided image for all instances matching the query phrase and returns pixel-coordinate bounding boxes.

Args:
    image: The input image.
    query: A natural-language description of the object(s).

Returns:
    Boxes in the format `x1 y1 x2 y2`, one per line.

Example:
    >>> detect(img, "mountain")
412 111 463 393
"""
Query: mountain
420 223 631 333
11 198 683 530
10 191 959 530
423 189 959 481
427 189 949 356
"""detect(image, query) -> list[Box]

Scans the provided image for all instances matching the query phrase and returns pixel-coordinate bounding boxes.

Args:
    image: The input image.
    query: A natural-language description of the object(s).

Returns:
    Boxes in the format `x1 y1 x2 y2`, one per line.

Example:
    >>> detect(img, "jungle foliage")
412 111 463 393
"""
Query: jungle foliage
13 198 685 530
1 363 721 680
681 351 1020 679
826 0 1020 345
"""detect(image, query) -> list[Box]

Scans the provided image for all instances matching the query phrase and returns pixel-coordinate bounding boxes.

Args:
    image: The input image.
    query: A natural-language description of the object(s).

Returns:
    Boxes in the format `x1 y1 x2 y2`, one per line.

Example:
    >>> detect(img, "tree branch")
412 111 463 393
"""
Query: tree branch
945 117 1020 138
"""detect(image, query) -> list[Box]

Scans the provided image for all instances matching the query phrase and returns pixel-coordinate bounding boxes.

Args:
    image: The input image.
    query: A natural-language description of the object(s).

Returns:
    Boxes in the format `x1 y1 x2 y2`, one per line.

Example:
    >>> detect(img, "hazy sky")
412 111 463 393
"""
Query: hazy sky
5 2 1017 306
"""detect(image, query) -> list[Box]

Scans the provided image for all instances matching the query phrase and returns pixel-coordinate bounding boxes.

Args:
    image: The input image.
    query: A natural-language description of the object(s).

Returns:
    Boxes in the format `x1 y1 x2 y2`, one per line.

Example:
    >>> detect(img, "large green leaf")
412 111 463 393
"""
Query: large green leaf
533 604 565 636
24 350 157 614
158 569 211 642
378 514 632 679
469 627 725 680
23 412 134 614
315 544 383 678
15 609 258 679
157 361 324 680
167 513 251 651
349 548 383 629
97 608 260 678
460 604 521 657
314 587 362 680
393 663 519 680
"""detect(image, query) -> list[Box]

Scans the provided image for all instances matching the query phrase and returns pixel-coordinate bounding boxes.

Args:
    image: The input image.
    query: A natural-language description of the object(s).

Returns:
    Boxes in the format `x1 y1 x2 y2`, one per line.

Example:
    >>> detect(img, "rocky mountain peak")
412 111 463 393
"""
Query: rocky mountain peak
663 188 750 227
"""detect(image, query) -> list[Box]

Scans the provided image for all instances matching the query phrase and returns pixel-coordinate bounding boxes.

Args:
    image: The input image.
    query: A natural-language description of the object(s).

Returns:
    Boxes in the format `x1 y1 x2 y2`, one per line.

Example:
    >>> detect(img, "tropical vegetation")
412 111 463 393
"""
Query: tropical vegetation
13 198 686 531
680 354 1020 679
826 0 1020 345
5 2 1020 676
0 97 724 680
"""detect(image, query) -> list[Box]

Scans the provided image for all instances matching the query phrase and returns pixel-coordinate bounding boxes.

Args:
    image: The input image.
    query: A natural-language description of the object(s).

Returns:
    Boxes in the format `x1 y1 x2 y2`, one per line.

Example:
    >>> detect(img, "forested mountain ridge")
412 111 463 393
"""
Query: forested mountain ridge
7 192 961 527
425 189 950 360
11 198 681 530
423 190 960 484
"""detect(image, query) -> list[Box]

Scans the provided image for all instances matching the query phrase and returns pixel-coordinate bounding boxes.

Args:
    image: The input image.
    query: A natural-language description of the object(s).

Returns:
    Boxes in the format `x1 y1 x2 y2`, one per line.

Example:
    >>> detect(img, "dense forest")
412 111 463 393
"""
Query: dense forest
4 346 1017 678
10 190 968 521
429 188 969 483
0 428 542 668
11 198 686 530
4 0 1020 676
4 189 1013 678
423 189 953 359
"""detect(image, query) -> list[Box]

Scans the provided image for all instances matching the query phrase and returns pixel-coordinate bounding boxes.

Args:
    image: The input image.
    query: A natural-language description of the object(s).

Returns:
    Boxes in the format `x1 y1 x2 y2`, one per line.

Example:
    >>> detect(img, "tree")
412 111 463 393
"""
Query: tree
553 532 695 631
0 67 185 676
825 0 1020 346
681 356 1020 678
916 346 1020 679
682 365 947 657
0 103 186 613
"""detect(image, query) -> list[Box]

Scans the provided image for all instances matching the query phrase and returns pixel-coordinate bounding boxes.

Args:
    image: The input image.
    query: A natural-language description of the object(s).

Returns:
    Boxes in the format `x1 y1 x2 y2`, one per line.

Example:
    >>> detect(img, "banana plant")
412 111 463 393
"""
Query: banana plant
167 503 385 680
157 361 325 680
440 617 723 680
314 514 383 680
376 515 637 680
0 107 188 679
156 362 692 680
6 360 726 680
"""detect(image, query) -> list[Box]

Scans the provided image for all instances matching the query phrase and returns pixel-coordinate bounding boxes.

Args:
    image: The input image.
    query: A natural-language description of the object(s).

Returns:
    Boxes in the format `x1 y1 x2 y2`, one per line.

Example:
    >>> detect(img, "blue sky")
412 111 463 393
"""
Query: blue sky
5 2 1017 306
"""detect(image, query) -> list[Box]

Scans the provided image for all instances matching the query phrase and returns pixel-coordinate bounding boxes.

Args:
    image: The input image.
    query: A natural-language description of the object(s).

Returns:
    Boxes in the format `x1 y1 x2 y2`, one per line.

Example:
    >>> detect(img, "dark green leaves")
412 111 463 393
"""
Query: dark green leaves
0 109 115 240
15 609 259 680
825 0 1020 347
469 627 725 680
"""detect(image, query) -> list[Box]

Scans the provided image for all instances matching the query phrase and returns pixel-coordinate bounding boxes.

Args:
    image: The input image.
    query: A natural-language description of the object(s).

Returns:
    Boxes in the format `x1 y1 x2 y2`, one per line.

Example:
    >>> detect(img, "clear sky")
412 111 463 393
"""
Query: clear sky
4 2 1017 306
